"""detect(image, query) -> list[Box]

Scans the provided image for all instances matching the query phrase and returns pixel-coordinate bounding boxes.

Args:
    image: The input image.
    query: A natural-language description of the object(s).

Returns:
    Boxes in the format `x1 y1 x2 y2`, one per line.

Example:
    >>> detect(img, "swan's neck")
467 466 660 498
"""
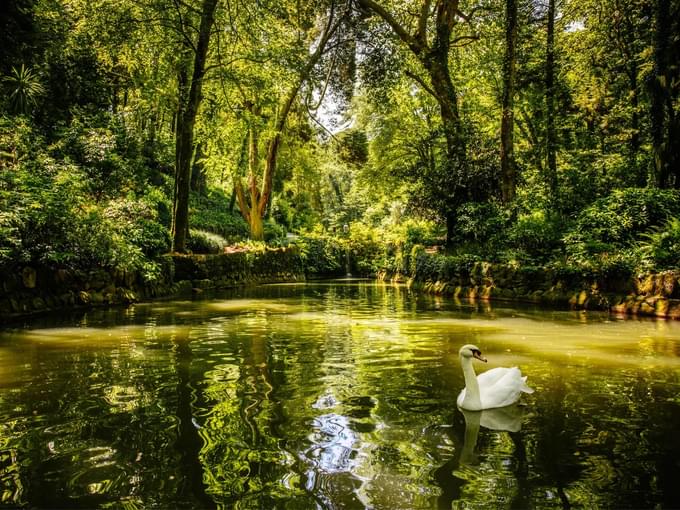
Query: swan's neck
461 356 482 410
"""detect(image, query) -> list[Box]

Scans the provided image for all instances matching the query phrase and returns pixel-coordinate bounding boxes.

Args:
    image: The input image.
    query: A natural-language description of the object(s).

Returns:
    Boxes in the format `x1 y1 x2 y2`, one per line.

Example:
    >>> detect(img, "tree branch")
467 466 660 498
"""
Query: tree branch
356 0 423 54
450 34 479 46
416 0 433 46
405 69 437 99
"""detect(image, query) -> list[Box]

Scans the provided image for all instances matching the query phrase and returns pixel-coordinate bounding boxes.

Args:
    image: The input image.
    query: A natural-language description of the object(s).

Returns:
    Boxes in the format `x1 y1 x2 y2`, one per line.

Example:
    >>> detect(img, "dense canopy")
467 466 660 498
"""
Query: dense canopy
1 0 679 277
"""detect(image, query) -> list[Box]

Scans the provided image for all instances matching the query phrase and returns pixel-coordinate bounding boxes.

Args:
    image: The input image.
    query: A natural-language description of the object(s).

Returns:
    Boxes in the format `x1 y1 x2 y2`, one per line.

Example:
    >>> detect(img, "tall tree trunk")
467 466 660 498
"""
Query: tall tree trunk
650 0 670 187
545 0 558 207
235 121 266 240
629 63 640 159
191 142 207 193
500 0 517 204
172 0 219 252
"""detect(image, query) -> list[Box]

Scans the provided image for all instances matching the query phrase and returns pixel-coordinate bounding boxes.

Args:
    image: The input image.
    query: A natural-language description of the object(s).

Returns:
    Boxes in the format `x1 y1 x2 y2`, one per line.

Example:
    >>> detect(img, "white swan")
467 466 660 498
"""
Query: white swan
457 344 534 411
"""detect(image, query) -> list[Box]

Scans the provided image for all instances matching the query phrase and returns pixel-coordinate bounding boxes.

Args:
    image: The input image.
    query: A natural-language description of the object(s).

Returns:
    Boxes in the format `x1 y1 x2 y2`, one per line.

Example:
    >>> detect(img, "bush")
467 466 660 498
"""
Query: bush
187 229 225 254
507 210 564 262
294 229 344 276
637 218 680 270
264 220 287 243
190 190 249 241
407 245 481 281
0 117 170 281
103 197 171 258
347 222 383 275
564 188 680 265
454 202 506 247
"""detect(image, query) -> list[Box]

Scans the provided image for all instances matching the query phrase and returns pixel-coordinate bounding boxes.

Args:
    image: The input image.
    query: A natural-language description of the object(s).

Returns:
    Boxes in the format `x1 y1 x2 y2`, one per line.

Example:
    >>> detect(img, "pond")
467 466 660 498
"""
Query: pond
1 280 679 509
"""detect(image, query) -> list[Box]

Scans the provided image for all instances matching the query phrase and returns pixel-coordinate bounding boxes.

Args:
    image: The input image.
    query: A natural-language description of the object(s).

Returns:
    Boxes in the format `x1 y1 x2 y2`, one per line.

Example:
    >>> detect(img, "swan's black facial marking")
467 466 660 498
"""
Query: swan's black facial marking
471 348 488 363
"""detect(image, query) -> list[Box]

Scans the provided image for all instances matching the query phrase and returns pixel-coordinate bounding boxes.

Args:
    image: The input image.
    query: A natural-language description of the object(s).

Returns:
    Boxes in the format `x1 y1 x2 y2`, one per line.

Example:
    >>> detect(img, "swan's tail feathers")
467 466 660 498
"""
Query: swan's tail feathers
520 375 535 394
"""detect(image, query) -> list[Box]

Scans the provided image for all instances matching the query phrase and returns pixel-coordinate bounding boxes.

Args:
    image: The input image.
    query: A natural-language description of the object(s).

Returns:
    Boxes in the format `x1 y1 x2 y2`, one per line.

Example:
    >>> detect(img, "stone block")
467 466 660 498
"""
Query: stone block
655 298 669 317
22 267 36 289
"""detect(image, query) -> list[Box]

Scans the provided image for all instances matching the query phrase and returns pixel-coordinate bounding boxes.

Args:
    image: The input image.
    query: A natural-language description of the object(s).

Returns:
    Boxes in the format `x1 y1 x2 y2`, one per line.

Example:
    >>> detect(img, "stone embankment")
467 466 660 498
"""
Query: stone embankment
379 262 680 320
0 248 304 323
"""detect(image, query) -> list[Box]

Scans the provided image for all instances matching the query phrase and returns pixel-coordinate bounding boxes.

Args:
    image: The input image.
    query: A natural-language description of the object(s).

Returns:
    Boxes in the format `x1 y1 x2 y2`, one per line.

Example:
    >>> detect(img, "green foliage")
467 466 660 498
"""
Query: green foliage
453 202 506 248
187 229 225 254
507 210 565 263
264 220 287 243
190 190 249 241
347 222 383 275
295 229 344 276
408 245 482 281
0 115 169 280
2 64 45 115
103 198 171 258
564 188 680 264
294 221 387 277
379 217 442 275
0 0 678 288
638 219 680 269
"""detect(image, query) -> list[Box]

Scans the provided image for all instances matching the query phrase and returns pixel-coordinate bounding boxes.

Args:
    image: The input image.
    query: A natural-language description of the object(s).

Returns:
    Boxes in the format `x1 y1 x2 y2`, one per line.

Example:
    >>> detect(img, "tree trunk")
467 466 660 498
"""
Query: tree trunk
171 0 219 253
191 142 207 193
425 54 464 159
545 0 558 207
650 0 670 187
233 8 342 240
629 63 640 159
500 0 517 203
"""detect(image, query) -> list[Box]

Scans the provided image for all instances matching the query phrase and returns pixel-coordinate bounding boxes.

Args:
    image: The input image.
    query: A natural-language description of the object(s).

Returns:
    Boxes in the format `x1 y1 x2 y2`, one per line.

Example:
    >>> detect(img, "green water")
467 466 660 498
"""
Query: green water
1 281 679 509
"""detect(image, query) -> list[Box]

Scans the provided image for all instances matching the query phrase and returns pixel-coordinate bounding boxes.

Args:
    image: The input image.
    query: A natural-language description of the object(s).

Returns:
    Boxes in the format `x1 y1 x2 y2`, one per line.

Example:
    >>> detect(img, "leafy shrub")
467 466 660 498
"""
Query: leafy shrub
379 217 442 274
264 220 287 243
408 245 481 281
187 229 225 254
50 113 140 200
507 210 564 262
454 202 506 246
0 117 169 280
564 188 680 265
637 218 680 269
190 190 249 241
347 222 383 275
295 229 344 275
103 198 171 257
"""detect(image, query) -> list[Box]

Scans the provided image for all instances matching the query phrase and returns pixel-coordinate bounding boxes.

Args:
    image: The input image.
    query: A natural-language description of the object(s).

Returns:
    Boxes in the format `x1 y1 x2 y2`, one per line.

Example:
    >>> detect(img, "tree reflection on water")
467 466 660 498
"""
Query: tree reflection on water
0 282 679 508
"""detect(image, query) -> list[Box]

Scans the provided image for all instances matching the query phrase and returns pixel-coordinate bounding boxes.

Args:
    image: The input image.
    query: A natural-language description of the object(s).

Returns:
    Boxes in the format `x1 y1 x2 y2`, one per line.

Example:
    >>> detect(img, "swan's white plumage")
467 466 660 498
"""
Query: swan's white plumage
457 345 534 410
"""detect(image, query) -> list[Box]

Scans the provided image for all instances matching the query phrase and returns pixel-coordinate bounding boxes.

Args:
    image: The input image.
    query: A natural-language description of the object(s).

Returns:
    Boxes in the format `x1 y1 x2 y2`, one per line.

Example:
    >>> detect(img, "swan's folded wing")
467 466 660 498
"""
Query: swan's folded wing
479 367 533 409
477 367 514 387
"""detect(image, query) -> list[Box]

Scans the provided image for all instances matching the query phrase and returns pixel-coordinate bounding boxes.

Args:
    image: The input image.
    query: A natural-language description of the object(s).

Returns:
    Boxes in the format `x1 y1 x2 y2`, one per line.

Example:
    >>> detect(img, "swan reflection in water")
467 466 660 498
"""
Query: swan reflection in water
458 403 526 465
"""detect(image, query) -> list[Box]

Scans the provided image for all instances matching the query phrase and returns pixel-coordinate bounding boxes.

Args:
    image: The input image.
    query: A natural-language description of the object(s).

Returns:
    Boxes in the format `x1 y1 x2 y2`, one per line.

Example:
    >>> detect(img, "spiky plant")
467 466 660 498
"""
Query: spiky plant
3 64 45 115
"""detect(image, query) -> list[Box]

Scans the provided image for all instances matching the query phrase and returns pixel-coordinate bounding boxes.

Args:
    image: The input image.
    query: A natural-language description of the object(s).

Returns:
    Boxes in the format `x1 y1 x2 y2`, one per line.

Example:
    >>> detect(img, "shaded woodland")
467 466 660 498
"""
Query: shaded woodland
1 0 679 280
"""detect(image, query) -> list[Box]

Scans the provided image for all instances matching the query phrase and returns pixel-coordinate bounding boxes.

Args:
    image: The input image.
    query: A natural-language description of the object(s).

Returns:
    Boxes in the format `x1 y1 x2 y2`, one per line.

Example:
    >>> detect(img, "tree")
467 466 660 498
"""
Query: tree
500 0 518 203
232 1 350 240
649 0 680 188
545 0 558 206
355 0 479 244
172 0 220 252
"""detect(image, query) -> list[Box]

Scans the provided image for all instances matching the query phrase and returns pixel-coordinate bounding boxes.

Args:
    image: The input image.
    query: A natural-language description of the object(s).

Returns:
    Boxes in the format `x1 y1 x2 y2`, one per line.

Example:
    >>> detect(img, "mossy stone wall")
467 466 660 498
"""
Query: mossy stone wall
0 248 305 323
379 263 680 320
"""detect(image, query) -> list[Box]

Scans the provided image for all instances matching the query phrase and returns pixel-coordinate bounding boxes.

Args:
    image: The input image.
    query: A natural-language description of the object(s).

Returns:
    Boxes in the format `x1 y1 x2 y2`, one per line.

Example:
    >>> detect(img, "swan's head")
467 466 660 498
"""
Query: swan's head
459 344 487 363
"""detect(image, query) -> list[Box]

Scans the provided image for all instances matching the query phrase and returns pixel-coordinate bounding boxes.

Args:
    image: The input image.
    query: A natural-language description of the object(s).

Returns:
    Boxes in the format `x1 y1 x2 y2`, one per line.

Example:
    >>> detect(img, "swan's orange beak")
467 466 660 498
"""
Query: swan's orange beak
472 350 487 362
